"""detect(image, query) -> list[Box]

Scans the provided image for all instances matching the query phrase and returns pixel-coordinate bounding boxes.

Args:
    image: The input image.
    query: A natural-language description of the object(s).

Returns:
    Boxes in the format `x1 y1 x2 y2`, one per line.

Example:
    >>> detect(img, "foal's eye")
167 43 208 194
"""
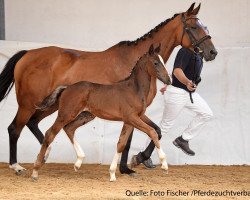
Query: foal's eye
153 61 158 66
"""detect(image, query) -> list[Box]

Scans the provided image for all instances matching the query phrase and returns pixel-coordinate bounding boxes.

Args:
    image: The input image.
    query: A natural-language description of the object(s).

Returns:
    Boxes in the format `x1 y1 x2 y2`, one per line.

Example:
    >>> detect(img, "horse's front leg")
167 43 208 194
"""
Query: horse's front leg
131 115 162 167
110 123 133 182
128 115 168 173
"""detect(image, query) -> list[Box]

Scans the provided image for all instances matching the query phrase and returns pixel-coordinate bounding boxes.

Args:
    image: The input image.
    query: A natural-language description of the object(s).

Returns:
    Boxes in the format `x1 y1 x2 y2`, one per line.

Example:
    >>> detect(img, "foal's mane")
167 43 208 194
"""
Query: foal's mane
118 52 153 82
118 13 180 46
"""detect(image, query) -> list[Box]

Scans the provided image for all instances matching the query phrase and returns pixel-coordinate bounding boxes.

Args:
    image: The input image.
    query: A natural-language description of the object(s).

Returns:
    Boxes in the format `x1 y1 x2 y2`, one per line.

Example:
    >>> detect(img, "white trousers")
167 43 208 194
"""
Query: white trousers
159 86 213 140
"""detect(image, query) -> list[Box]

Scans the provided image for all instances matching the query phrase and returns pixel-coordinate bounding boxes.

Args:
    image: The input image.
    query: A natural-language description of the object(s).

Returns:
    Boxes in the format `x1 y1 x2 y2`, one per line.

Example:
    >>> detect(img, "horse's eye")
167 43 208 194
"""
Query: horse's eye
153 61 158 66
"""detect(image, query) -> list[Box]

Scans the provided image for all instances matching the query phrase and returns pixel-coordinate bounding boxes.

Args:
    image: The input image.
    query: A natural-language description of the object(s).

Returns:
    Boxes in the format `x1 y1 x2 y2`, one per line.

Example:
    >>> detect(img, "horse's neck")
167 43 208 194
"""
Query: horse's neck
146 77 157 106
132 61 152 100
128 20 178 63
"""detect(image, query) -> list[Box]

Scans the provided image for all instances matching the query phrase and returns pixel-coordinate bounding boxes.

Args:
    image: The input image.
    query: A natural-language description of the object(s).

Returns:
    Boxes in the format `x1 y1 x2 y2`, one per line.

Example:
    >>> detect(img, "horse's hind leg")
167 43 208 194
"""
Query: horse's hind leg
32 99 87 180
110 123 133 182
32 116 70 180
8 107 35 175
32 122 62 180
26 103 59 161
63 111 96 171
119 130 137 175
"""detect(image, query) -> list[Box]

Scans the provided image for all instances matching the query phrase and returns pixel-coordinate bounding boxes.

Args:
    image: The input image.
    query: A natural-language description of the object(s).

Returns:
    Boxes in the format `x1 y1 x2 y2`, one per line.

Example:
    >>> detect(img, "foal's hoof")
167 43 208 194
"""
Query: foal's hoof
31 176 38 182
110 176 116 182
15 169 27 176
74 159 82 172
9 163 27 176
74 165 80 172
130 155 140 168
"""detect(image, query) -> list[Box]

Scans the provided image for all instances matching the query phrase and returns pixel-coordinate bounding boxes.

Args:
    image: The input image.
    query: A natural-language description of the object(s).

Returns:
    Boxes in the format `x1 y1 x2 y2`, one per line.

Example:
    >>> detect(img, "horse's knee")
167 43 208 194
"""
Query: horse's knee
155 127 162 140
117 141 126 153
8 123 19 140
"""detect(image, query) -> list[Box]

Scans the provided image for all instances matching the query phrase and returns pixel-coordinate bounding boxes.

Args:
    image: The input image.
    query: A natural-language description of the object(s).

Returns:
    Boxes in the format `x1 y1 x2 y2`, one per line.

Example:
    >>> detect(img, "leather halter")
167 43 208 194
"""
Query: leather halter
181 13 211 52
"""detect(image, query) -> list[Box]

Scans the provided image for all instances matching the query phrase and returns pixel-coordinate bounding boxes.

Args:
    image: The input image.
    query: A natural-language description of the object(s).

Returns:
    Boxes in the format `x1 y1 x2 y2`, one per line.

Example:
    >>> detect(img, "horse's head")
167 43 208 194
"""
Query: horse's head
175 3 217 61
147 44 172 85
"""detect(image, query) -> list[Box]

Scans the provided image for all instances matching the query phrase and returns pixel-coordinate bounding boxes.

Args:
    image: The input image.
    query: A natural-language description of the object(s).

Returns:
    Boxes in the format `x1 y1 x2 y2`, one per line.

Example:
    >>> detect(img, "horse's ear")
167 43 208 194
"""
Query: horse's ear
154 43 161 53
191 3 201 15
186 3 195 15
149 44 154 55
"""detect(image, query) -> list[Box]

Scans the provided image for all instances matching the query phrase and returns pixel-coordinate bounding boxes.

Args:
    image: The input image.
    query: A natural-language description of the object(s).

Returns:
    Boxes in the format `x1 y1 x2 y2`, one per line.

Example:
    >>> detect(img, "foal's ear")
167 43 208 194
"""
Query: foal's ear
186 3 195 15
154 43 161 54
191 3 201 15
149 44 154 55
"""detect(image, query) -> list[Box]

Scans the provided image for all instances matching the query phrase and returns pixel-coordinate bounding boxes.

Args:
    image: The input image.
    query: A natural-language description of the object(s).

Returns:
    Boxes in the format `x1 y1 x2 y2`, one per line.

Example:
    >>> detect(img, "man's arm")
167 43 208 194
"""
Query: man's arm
173 68 196 91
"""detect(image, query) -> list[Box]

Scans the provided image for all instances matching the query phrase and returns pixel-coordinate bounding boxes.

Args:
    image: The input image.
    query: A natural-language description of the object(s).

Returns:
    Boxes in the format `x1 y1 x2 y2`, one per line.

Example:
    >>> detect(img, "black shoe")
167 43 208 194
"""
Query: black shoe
173 136 195 156
142 158 156 169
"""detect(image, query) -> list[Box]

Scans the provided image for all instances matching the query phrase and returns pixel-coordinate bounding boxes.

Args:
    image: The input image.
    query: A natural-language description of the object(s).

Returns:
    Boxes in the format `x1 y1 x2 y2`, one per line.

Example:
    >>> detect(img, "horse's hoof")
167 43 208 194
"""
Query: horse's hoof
119 165 137 176
74 159 82 172
128 172 137 177
10 163 27 176
74 165 80 172
15 169 27 176
110 177 116 182
162 169 168 174
130 155 140 168
31 176 38 182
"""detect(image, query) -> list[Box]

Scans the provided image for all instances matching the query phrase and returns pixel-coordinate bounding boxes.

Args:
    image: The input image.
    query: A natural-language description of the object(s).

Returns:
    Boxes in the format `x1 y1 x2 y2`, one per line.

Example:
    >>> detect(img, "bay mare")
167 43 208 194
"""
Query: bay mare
0 3 217 174
32 46 172 181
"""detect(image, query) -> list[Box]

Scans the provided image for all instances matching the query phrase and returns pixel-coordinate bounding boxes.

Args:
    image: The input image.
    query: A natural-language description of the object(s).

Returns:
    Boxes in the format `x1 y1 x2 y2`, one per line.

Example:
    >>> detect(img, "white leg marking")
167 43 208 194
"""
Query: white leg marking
9 163 26 173
109 152 121 182
44 146 52 162
31 170 38 180
156 147 168 172
73 138 85 171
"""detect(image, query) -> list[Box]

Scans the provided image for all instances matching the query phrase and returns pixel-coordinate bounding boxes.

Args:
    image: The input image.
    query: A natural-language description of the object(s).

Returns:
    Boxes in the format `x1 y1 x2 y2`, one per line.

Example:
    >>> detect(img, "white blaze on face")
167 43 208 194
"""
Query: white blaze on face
158 54 172 84
158 54 165 66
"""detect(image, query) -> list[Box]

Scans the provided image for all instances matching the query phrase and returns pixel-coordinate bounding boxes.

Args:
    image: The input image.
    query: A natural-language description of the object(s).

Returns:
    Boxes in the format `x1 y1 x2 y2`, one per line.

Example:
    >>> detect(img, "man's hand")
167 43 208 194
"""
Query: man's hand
160 85 167 94
186 80 196 92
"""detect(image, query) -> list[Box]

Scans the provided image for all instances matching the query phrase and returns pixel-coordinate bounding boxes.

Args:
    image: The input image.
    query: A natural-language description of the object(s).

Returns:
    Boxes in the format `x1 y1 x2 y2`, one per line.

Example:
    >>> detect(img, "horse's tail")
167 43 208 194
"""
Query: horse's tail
36 86 68 111
0 50 28 102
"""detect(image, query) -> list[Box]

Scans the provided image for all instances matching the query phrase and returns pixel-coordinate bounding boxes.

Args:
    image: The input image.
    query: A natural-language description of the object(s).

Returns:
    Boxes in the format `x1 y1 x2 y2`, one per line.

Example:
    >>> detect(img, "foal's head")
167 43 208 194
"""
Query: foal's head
145 44 172 85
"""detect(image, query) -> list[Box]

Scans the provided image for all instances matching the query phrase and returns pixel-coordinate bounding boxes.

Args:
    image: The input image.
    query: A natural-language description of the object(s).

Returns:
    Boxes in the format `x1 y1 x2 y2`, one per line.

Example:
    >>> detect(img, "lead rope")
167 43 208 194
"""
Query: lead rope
189 53 196 104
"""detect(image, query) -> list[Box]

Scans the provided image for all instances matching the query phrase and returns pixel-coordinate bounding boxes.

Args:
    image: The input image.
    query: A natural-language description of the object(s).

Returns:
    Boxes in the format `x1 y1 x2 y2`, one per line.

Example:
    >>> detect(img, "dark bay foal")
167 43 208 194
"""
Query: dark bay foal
32 45 172 181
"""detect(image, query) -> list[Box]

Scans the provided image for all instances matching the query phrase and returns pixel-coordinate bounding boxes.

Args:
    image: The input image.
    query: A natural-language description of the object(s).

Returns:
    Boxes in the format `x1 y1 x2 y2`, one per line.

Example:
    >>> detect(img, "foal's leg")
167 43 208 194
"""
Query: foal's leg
131 115 162 166
32 100 86 180
26 104 59 161
63 111 96 171
128 115 168 172
119 129 137 175
109 123 133 182
31 122 62 180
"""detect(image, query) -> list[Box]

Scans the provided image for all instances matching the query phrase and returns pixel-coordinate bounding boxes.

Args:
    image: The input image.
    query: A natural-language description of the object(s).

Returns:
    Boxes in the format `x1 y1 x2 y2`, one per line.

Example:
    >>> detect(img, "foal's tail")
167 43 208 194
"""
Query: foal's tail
0 50 28 102
36 86 68 111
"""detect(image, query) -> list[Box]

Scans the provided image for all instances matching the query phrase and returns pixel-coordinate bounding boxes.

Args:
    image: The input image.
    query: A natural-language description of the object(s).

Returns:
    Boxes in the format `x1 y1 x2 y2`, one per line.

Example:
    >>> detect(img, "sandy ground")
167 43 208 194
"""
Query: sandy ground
0 163 249 200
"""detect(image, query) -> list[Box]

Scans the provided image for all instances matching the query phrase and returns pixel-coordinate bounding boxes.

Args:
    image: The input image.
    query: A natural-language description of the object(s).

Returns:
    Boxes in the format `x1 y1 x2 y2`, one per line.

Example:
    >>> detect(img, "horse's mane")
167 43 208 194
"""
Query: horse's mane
118 52 150 82
118 13 180 46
